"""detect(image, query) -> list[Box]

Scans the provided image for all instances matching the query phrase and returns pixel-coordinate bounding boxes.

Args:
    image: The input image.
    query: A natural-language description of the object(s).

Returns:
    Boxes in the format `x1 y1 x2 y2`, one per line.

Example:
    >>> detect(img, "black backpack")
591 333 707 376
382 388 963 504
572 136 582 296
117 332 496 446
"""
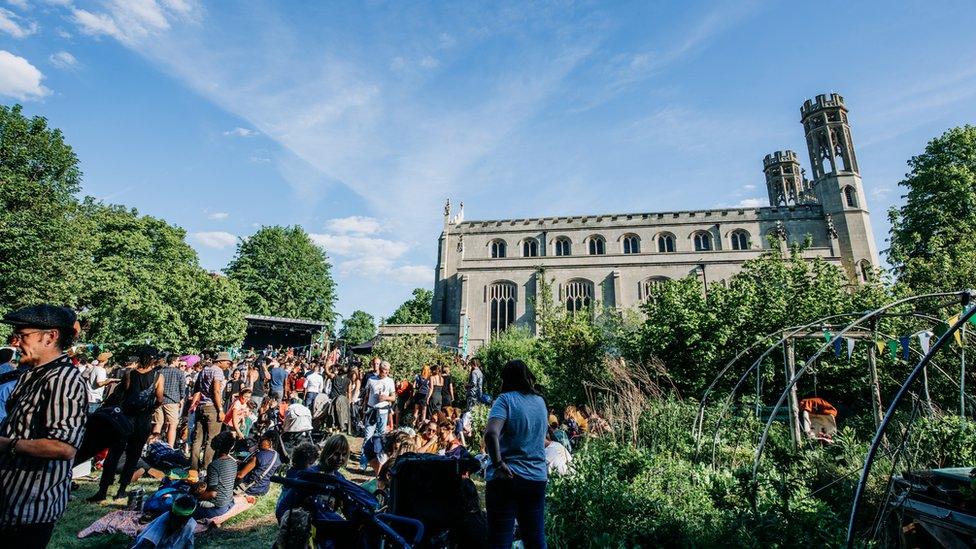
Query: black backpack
123 370 159 414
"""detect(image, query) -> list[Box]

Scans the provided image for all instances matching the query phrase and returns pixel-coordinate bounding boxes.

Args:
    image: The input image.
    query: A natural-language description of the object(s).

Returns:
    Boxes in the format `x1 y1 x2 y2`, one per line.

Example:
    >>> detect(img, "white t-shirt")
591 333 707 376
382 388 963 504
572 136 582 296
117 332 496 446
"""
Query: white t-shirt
545 440 572 476
86 365 108 403
366 376 395 409
284 402 313 433
305 372 324 394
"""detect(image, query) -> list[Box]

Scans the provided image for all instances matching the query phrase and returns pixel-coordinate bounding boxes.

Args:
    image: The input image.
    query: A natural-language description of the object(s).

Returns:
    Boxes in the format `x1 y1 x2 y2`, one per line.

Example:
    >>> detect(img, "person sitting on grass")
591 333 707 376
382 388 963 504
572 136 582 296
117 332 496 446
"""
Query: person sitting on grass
130 494 197 549
192 432 236 520
274 442 324 522
235 432 280 501
415 420 440 454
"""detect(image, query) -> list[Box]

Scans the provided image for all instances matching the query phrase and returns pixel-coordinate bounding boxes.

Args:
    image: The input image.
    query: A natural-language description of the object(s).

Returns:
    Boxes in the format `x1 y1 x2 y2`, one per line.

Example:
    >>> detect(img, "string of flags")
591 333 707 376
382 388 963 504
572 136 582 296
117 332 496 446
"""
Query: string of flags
822 306 976 361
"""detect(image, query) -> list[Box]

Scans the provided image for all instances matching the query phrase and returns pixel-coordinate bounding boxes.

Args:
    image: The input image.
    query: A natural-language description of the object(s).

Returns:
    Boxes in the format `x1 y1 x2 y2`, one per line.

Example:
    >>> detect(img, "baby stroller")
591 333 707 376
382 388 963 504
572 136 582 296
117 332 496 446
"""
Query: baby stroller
384 453 487 548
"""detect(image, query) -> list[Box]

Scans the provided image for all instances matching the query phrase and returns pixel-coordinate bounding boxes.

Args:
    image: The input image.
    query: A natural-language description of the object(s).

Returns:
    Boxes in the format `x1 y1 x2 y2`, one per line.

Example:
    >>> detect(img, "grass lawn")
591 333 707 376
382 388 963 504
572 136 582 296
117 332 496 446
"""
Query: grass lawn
53 475 281 548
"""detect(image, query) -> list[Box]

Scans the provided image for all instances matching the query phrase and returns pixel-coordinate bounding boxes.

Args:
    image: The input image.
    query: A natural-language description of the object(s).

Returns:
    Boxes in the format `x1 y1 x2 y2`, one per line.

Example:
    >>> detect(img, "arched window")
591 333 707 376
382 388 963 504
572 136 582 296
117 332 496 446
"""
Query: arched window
588 235 606 255
858 260 872 283
622 234 641 254
657 232 676 253
730 230 750 251
487 281 517 334
490 239 507 259
844 185 858 208
639 276 670 302
522 238 539 257
693 231 712 251
563 279 593 313
554 237 572 256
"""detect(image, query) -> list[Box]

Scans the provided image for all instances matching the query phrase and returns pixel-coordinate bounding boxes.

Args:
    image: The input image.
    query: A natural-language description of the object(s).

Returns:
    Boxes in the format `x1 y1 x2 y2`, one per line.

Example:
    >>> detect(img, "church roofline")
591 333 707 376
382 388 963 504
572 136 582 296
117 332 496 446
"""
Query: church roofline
452 204 822 229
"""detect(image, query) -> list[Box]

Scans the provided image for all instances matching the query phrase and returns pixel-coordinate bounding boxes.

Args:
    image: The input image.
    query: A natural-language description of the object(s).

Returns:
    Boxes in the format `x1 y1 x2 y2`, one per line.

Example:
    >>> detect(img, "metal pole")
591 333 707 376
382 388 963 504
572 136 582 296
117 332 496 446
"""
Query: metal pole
785 338 801 446
845 303 976 547
867 317 883 430
962 321 967 418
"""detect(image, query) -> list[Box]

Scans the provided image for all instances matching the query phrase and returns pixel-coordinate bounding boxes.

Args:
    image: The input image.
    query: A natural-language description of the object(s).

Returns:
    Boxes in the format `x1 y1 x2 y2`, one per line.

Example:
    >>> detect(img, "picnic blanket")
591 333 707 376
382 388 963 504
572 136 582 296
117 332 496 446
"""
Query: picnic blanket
77 495 255 539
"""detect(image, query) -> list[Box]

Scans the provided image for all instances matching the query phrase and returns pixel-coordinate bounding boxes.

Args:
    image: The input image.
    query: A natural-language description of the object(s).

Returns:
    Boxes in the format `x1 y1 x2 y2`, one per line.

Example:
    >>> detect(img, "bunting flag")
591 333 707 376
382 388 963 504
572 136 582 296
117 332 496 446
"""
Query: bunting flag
918 331 933 355
847 338 855 360
833 337 843 358
887 339 899 361
823 330 833 343
948 315 964 346
933 320 950 346
876 340 886 354
899 336 911 360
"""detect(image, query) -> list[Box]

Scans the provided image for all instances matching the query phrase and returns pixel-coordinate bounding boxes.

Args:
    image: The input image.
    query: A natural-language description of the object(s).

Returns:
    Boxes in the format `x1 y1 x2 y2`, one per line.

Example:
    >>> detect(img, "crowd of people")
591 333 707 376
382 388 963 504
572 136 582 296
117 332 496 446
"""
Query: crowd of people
0 304 611 548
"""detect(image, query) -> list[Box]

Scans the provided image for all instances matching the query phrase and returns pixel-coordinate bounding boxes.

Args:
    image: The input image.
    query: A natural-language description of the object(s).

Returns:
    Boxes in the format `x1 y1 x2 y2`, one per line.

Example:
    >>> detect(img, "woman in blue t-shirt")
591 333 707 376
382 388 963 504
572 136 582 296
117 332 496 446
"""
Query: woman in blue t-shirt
236 433 280 497
484 360 548 549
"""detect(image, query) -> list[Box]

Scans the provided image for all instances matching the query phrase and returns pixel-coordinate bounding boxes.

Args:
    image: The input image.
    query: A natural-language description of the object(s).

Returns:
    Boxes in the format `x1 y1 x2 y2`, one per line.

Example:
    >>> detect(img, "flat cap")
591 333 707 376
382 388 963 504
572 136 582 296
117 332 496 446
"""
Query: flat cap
2 304 77 330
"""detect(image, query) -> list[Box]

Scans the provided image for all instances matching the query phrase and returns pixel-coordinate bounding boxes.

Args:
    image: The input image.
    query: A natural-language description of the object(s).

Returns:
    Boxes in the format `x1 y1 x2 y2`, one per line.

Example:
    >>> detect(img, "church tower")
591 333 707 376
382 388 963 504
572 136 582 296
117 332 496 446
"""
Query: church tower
801 93 879 280
763 150 813 206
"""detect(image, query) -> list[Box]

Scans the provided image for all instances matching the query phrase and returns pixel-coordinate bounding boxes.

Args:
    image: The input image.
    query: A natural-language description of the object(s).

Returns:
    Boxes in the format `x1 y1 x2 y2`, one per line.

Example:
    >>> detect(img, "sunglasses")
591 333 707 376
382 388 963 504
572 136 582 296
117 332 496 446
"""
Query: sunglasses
9 329 52 343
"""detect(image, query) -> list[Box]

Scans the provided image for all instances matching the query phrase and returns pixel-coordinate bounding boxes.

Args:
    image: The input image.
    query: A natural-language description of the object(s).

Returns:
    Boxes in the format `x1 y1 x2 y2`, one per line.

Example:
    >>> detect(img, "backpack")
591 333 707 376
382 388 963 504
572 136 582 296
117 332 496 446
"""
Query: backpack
123 370 160 415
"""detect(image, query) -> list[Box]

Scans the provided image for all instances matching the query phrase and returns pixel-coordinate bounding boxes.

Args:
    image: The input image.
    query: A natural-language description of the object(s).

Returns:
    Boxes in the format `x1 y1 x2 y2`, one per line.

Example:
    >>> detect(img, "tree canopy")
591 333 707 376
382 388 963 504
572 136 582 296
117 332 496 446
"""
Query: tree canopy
225 225 337 328
0 104 91 312
888 125 976 293
385 288 433 324
0 104 247 352
340 310 376 346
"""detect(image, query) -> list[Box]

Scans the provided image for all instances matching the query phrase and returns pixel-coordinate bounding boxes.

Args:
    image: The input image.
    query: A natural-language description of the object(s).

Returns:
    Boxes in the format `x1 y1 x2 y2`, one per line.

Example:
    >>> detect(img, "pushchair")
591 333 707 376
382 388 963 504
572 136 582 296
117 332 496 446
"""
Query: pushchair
384 453 487 548
273 470 424 548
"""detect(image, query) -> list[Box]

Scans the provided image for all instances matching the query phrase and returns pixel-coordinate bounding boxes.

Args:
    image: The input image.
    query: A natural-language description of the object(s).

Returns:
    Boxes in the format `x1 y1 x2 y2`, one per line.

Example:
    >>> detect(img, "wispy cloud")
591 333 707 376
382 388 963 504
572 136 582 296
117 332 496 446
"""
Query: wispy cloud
49 50 78 70
222 126 257 137
207 211 229 220
0 50 50 100
192 231 237 249
0 6 37 38
325 216 382 235
735 197 764 208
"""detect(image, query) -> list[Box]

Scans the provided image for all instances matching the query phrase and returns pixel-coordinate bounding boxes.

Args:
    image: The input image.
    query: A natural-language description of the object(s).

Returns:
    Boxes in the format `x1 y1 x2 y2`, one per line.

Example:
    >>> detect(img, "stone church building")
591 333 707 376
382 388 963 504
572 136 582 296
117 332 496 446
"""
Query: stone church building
427 93 879 353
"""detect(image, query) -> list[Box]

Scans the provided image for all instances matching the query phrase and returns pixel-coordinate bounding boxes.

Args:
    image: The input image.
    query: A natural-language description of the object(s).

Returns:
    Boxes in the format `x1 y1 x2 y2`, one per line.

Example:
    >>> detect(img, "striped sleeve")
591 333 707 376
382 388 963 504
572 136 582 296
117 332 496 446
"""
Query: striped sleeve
41 367 88 449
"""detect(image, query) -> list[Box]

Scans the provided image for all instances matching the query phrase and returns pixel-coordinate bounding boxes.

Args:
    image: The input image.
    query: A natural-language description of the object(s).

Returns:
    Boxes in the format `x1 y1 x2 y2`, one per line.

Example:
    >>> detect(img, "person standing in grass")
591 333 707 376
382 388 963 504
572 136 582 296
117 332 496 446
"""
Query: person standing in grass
483 360 548 549
0 305 87 549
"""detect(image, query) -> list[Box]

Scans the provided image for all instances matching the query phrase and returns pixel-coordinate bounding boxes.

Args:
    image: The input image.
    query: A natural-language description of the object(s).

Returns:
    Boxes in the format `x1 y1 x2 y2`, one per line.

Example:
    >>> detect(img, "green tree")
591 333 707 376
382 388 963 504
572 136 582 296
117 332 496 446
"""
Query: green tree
385 288 433 324
888 125 976 293
372 334 454 378
0 104 92 312
340 310 376 345
79 200 247 352
225 225 337 327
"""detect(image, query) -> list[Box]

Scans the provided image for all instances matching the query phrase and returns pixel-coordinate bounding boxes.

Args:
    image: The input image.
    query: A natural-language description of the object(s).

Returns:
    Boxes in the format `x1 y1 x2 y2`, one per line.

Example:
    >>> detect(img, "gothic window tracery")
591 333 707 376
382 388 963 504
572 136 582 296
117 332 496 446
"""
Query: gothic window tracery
522 238 539 257
490 239 507 258
844 186 858 208
693 231 712 252
639 276 670 302
656 232 676 253
554 237 572 256
588 235 606 255
563 279 593 313
622 234 641 254
487 281 517 334
730 230 750 251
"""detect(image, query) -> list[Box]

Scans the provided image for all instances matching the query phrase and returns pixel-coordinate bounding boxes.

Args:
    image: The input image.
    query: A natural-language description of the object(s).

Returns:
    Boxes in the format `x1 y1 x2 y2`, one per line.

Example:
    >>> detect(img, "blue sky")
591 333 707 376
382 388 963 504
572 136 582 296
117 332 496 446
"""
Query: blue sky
2 1 976 322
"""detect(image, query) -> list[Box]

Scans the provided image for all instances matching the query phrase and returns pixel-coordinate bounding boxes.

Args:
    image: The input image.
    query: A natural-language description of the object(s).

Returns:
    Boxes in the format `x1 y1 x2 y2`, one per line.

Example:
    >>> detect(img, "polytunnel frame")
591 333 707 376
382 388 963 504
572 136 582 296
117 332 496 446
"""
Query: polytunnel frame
699 313 862 466
751 291 965 479
705 309 970 467
844 298 976 547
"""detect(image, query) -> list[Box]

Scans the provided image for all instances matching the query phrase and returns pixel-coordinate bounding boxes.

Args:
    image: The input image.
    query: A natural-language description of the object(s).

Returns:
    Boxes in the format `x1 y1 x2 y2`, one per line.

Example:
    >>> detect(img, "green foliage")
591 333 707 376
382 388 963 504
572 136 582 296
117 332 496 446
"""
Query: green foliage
340 310 376 346
385 288 433 324
79 200 247 352
888 125 976 293
225 225 337 327
0 104 91 311
0 104 246 353
372 334 455 380
474 326 546 397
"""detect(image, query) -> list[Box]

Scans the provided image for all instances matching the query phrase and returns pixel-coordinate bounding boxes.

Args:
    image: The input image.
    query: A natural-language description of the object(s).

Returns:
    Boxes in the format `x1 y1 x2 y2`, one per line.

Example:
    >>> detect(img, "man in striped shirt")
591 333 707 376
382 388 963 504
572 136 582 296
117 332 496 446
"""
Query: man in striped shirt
0 305 87 548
